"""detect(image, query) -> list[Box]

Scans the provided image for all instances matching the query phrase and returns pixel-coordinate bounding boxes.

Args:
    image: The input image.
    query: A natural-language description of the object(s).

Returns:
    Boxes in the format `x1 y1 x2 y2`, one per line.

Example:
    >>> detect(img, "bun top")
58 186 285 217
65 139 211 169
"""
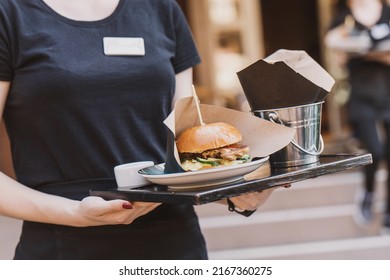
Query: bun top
176 122 242 153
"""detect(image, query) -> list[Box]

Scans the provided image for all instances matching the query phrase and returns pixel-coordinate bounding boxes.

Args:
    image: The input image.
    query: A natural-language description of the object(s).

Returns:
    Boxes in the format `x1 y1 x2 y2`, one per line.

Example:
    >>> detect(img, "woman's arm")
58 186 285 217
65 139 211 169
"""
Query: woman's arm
0 81 160 227
0 87 14 179
0 122 14 177
172 68 193 106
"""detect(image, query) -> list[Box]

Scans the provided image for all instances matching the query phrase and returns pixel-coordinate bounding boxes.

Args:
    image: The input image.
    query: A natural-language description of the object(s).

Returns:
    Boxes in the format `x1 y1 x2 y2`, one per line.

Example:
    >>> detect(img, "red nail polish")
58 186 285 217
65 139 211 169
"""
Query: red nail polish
122 202 133 209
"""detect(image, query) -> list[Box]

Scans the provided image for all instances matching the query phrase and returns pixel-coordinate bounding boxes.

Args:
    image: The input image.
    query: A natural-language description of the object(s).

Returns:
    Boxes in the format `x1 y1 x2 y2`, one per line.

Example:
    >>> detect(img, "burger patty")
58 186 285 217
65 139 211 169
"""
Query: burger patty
180 144 249 162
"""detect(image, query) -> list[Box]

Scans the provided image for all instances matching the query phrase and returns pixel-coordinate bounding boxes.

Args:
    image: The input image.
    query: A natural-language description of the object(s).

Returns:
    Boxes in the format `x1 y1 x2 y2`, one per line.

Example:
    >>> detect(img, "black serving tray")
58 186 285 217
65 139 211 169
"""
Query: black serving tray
90 153 372 205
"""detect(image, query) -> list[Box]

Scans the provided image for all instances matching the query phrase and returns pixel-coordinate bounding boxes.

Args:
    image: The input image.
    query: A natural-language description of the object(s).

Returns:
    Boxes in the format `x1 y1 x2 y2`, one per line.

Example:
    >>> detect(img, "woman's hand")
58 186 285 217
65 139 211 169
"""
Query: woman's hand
0 170 161 227
228 184 291 212
78 196 161 227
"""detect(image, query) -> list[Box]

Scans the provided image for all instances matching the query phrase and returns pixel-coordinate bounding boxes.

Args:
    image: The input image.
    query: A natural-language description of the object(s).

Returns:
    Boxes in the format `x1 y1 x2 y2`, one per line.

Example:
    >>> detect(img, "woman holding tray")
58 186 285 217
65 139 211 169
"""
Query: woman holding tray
0 0 279 260
325 0 390 231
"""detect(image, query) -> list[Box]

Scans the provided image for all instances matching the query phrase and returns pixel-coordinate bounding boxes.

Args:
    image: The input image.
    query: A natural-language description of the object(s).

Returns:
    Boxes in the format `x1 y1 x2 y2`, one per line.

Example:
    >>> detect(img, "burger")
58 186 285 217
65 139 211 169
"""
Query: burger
176 122 250 171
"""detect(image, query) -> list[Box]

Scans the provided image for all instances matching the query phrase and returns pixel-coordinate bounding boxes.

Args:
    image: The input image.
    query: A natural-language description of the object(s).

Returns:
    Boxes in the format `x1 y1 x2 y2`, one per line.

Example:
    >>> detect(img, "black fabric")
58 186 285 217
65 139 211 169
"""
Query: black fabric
0 0 207 259
351 119 390 215
14 217 208 260
15 177 208 259
352 120 385 193
347 61 390 121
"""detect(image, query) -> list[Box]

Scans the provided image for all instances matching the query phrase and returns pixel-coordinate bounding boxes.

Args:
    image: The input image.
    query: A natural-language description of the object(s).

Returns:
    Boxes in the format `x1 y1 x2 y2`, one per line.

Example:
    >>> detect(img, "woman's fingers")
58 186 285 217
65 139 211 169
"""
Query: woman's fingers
230 188 274 211
79 196 161 226
229 184 291 211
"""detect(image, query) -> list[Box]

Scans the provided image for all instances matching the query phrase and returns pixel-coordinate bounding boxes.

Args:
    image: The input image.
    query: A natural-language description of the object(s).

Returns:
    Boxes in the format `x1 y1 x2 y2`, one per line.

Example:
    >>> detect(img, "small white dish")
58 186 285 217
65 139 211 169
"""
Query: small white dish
114 161 154 189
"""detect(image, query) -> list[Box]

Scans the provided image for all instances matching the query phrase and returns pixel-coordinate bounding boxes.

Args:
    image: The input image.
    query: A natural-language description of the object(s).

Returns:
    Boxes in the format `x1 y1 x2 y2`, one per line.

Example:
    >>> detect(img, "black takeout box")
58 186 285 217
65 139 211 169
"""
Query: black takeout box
236 49 335 111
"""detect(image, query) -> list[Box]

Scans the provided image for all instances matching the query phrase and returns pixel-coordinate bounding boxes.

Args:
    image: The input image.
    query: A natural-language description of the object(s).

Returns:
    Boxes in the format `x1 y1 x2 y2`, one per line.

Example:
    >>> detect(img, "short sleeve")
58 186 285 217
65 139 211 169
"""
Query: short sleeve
0 8 13 81
170 1 201 74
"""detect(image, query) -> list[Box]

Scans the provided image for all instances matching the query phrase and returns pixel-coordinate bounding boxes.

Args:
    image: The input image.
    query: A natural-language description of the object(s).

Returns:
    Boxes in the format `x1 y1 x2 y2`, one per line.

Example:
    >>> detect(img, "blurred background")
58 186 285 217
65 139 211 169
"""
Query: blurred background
1 0 390 259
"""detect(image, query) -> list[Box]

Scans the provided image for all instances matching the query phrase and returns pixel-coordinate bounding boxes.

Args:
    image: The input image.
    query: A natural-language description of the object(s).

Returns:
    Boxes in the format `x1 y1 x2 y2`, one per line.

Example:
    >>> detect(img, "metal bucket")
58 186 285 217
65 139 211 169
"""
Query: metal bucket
253 102 324 167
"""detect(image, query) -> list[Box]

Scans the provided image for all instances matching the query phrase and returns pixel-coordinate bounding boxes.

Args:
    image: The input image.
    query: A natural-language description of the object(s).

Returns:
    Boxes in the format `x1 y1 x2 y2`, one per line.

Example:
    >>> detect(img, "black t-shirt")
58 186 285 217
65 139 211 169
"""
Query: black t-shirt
0 0 201 187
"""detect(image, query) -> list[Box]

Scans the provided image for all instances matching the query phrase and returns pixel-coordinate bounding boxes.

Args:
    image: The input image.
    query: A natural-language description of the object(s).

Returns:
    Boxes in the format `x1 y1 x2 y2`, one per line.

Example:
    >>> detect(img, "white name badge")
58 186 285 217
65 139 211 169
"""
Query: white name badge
103 37 145 56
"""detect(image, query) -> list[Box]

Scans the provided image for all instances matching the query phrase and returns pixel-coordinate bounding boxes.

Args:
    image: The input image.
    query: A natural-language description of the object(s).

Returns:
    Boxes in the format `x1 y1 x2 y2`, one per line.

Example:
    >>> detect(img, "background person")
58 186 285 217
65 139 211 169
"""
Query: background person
325 0 390 230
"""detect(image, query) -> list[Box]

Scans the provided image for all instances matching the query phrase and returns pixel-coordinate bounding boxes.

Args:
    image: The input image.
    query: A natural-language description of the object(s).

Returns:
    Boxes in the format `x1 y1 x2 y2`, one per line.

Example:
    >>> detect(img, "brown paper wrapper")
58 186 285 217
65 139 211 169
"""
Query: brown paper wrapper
163 96 295 173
